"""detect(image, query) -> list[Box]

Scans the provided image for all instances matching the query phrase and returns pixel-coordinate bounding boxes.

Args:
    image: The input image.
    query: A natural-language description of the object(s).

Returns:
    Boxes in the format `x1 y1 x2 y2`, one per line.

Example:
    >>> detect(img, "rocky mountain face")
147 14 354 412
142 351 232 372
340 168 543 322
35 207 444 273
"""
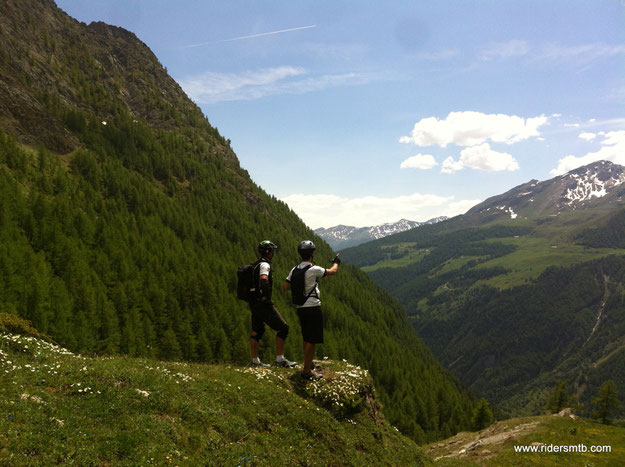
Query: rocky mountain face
315 217 448 250
0 0 220 156
466 161 625 222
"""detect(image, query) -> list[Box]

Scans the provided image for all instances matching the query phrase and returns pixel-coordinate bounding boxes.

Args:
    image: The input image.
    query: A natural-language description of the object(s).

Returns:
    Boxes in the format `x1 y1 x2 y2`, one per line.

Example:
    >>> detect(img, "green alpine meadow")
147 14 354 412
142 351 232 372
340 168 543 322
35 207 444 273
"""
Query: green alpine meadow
0 0 474 458
0 314 428 465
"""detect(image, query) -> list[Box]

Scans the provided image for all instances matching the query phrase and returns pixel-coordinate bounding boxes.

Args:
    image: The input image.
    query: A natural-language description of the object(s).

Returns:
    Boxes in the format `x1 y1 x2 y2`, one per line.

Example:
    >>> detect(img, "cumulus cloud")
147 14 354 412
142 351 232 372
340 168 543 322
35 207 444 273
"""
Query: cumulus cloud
179 66 386 103
400 111 548 147
578 132 596 141
280 192 480 229
440 143 519 174
441 157 464 174
550 130 625 175
400 153 438 170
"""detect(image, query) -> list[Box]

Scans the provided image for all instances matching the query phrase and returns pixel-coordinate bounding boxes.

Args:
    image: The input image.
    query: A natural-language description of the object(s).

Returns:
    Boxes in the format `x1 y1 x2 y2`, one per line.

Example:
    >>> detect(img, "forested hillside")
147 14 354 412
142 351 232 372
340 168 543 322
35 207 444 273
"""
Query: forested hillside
341 165 625 418
0 0 476 442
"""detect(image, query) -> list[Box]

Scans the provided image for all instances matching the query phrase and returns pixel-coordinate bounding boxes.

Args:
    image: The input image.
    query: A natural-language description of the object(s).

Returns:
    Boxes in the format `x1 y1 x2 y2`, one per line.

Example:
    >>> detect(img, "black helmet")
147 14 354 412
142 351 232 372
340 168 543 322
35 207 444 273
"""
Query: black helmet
297 240 316 255
258 240 278 255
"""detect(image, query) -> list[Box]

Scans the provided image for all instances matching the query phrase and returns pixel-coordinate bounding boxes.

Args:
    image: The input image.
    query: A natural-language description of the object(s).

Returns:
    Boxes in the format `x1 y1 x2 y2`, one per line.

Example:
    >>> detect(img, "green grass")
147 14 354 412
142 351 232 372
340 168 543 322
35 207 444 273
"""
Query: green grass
427 414 625 466
473 236 625 289
432 256 481 277
0 329 425 466
361 248 429 272
359 214 625 291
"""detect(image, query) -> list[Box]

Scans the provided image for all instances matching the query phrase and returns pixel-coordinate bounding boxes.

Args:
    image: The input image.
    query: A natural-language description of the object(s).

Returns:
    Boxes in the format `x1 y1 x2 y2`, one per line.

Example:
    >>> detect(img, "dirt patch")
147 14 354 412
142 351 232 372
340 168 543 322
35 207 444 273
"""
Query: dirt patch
427 419 540 461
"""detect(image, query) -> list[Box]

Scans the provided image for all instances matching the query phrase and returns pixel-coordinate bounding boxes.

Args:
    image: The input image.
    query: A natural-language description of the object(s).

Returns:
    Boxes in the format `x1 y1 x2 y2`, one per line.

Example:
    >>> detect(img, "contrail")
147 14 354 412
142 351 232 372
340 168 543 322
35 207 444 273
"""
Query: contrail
183 25 317 48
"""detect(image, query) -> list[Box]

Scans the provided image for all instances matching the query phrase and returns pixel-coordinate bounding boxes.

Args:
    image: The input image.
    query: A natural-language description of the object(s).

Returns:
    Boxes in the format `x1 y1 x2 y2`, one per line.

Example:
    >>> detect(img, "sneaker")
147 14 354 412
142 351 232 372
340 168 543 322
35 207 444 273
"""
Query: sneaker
251 361 269 367
301 370 323 381
274 358 297 368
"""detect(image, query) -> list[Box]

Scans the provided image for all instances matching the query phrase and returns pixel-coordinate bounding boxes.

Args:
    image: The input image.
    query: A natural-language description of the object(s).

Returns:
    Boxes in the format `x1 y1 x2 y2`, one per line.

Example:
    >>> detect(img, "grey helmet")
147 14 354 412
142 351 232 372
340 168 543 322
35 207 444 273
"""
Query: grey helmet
258 240 278 255
297 240 316 256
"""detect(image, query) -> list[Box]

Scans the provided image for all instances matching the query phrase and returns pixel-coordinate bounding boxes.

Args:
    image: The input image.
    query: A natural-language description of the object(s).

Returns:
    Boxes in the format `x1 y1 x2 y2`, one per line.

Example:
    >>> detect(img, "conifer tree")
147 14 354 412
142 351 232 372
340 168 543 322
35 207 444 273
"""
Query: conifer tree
471 398 494 431
545 381 573 414
592 380 623 425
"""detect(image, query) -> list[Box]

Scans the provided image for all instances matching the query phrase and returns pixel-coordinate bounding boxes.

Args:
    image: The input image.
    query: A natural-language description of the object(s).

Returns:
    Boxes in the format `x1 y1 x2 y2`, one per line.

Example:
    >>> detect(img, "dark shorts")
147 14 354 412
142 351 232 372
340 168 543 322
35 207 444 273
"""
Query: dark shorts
249 300 288 338
297 306 323 344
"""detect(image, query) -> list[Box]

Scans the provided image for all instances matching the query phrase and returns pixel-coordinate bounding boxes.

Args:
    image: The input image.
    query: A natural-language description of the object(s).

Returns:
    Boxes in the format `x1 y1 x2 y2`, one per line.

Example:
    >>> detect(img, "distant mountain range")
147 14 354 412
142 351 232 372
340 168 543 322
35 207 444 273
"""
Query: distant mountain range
340 160 625 419
315 217 448 250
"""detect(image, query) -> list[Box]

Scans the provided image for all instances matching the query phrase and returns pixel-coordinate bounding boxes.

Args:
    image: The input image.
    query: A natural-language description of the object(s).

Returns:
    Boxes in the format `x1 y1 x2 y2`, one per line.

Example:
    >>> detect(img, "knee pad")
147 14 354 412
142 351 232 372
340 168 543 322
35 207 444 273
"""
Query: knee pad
250 331 263 342
276 322 289 340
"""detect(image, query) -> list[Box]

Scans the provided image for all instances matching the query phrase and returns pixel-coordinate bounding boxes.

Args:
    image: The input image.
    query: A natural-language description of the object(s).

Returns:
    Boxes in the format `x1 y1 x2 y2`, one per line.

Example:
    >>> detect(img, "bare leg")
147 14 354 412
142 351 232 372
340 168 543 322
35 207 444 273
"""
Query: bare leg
303 341 315 373
276 336 285 356
250 333 259 359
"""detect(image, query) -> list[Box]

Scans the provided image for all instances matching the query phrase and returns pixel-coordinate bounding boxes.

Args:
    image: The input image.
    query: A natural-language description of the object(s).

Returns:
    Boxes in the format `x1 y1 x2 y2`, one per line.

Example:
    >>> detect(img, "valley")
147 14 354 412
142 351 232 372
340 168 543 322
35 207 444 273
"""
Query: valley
342 161 625 419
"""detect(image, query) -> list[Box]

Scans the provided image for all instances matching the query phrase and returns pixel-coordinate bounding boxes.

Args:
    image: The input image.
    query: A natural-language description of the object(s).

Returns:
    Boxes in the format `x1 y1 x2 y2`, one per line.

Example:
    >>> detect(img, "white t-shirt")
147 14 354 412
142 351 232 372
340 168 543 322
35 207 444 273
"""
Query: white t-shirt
286 261 326 308
258 261 271 277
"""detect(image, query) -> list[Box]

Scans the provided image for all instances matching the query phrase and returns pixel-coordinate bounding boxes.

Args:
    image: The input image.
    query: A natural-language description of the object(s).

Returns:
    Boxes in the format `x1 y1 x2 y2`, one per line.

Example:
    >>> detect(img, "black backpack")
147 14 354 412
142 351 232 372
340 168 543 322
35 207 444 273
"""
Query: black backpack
290 265 317 306
236 260 261 301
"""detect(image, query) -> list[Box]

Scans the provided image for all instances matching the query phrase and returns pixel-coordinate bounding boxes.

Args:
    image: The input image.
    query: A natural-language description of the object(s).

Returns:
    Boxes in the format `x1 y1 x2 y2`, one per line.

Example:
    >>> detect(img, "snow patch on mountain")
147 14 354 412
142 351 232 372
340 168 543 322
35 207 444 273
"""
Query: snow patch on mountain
563 164 625 205
468 160 625 220
315 217 448 249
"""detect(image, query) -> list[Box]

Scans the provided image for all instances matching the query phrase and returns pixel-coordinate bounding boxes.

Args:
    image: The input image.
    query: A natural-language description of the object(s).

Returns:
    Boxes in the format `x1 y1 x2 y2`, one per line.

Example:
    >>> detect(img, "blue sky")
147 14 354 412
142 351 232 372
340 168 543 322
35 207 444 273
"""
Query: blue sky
56 0 625 228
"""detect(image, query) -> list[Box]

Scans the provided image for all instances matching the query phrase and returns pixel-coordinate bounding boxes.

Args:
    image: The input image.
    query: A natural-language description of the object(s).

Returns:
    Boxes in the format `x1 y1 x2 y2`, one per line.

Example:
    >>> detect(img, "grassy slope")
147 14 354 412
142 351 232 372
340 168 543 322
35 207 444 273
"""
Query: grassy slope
0 326 426 466
360 219 625 292
427 413 625 466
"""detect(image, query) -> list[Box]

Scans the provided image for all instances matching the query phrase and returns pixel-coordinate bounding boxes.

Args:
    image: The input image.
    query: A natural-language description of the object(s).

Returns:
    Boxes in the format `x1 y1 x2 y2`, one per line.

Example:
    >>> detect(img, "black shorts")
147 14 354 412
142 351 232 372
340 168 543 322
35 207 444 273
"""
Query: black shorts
249 301 288 338
297 306 323 344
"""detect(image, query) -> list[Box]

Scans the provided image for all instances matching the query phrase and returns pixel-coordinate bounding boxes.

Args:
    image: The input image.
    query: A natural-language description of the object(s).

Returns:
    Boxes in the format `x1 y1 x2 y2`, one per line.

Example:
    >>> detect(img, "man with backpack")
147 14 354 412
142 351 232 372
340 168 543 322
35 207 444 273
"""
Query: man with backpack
243 240 296 368
284 240 340 380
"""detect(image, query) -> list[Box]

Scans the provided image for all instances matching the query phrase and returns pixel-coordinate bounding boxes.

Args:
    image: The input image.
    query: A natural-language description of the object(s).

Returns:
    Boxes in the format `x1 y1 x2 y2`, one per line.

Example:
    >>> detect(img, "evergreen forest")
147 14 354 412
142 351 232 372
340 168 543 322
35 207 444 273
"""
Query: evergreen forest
0 0 477 443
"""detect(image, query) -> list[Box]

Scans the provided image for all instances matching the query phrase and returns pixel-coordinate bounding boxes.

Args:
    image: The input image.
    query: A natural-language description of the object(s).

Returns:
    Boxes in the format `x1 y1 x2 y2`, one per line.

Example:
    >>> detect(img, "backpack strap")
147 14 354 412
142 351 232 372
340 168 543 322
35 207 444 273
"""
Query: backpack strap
250 259 263 299
300 265 319 303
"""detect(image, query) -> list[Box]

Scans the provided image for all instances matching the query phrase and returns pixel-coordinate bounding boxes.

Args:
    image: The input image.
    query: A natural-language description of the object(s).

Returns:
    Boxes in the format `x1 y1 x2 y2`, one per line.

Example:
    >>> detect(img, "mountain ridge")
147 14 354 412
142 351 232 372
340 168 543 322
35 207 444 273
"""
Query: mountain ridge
466 160 625 222
315 217 448 250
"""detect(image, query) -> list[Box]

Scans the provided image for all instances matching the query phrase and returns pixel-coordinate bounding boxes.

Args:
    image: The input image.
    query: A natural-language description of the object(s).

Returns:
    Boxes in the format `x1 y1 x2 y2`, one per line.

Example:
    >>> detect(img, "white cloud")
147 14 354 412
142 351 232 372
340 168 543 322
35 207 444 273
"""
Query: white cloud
441 156 464 174
550 130 625 175
578 132 596 141
532 42 625 68
400 153 438 170
179 66 386 103
476 42 625 69
400 111 548 147
460 144 519 171
479 40 530 61
280 192 480 229
440 143 519 173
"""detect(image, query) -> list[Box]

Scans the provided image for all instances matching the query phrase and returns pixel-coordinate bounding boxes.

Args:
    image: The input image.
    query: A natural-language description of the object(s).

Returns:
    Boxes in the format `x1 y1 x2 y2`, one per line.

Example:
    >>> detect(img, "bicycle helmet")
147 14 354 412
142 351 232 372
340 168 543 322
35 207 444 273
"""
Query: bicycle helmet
258 240 278 255
297 240 316 256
